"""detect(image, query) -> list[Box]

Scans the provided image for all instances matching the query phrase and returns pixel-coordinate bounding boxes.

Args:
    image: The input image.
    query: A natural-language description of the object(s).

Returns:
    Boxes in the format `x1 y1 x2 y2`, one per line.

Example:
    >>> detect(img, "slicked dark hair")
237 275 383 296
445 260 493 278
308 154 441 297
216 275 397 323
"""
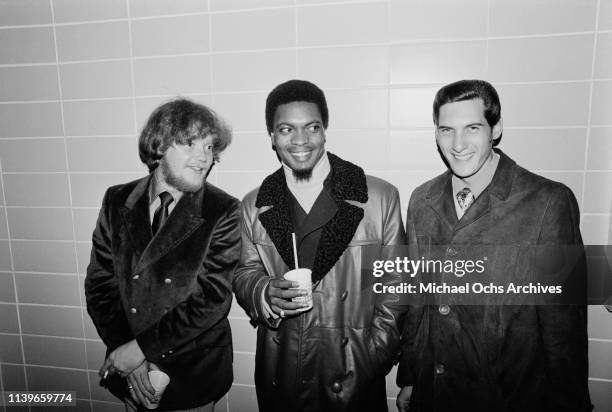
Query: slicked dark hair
433 79 502 146
139 98 232 172
265 79 329 134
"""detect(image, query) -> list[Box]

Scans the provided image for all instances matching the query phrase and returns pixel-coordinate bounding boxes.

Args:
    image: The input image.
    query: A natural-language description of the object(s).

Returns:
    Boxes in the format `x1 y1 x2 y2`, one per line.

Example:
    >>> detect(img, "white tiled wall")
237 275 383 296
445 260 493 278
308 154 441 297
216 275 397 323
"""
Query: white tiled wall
0 1 610 411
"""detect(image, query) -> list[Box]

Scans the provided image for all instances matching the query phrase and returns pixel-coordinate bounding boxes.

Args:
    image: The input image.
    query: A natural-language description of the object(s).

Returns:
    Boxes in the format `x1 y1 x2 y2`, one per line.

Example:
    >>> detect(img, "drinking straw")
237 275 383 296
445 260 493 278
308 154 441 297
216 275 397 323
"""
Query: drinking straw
292 233 299 269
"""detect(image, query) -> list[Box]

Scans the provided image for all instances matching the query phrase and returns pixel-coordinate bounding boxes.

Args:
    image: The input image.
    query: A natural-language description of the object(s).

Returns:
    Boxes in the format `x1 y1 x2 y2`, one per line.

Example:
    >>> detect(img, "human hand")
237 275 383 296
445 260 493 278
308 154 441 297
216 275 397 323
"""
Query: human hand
126 361 156 406
99 339 146 378
265 278 310 318
396 386 413 412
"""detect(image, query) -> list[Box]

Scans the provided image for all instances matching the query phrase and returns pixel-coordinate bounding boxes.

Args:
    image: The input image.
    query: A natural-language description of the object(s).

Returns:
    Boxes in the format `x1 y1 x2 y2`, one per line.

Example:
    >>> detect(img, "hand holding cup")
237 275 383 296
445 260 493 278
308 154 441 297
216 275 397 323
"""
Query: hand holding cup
266 276 311 318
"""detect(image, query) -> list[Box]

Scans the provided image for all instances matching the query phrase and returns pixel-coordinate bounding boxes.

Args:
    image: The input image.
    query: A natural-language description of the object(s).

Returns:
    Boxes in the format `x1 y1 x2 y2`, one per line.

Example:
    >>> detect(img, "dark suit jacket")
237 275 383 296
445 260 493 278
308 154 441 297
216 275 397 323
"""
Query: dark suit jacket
85 175 240 410
398 150 591 412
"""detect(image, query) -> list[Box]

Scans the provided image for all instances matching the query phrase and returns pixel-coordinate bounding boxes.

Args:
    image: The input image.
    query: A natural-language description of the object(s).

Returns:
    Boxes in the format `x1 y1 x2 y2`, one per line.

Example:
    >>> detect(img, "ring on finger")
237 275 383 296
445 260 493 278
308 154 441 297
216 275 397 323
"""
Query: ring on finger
127 384 134 390
280 310 285 318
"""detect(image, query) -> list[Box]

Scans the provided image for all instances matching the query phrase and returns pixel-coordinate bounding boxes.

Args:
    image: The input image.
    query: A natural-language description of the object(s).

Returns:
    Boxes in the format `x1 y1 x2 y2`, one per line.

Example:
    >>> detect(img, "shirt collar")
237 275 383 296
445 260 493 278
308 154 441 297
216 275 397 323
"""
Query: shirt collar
149 169 184 205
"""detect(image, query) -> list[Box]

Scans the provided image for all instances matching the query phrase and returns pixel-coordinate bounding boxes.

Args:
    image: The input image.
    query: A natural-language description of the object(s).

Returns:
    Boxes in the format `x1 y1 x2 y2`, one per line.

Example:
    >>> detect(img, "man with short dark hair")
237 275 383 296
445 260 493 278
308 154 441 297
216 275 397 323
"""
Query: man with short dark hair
233 79 406 411
86 98 240 411
396 80 591 411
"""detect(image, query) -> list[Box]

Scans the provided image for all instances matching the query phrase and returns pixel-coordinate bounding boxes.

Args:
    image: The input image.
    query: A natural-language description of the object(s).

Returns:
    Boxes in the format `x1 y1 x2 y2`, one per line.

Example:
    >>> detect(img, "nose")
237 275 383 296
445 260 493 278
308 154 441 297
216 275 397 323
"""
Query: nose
192 141 209 161
452 132 466 152
291 128 308 145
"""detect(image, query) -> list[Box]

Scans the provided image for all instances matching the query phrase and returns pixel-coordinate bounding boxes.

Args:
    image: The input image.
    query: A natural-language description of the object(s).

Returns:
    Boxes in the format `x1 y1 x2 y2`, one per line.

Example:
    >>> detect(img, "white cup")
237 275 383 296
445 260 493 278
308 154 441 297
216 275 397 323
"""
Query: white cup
283 268 313 312
145 370 170 410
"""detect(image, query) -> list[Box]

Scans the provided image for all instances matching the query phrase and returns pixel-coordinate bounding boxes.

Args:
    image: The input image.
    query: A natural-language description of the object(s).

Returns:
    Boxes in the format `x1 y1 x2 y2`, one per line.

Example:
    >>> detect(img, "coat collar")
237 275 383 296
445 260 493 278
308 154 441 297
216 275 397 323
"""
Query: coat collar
256 152 368 283
425 149 516 231
120 175 206 275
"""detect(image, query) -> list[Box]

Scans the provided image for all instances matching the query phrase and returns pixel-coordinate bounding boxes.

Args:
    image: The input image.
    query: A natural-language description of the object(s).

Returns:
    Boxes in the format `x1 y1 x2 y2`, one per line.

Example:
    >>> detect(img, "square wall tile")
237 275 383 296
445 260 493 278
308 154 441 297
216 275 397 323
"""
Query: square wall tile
600 0 612 31
583 172 612 214
298 2 387 46
129 0 208 18
63 99 135 136
0 333 23 364
488 35 594 82
386 364 398 397
228 318 257 353
70 173 143 207
3 174 70 207
20 305 83 337
537 172 584 205
77 242 93 274
211 50 295 93
497 83 590 127
0 138 66 172
23 335 87 369
74 208 102 242
590 81 612 126
298 46 388 89
213 171 274 201
325 130 389 170
389 0 488 41
89 371 119 403
56 21 130 62
85 339 106 371
388 131 440 171
83 308 100 339
210 0 287 11
53 0 126 23
7 208 73 240
229 298 249 320
501 128 587 171
581 215 610 245
0 0 52 26
0 27 55 64
27 366 90 399
326 89 387 130
0 241 11 271
227 385 257 412
218 132 276 171
390 87 438 129
390 40 486 85
594 33 612 79
0 208 6 238
67 136 142 173
590 379 612 412
0 103 62 138
489 0 597 36
588 305 612 340
233 352 255 386
589 339 612 379
0 66 59 102
1 364 27 391
133 55 211 96
60 60 132 100
12 240 77 273
131 14 209 57
587 127 612 170
0 303 19 333
213 92 267 132
0 272 15 302
211 8 294 51
15 273 81 306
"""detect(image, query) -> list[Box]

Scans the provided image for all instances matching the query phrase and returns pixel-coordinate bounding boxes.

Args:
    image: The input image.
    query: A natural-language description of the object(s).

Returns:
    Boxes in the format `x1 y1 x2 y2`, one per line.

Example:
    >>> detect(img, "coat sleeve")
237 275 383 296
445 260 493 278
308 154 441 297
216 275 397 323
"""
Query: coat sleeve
369 185 408 376
135 200 241 362
536 185 592 411
232 200 278 328
85 187 133 351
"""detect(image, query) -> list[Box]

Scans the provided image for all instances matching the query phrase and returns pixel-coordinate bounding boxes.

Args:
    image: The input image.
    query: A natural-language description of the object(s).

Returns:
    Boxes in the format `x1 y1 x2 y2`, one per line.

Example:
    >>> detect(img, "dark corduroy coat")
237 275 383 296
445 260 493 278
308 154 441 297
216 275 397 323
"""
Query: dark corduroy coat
398 150 592 412
85 176 240 410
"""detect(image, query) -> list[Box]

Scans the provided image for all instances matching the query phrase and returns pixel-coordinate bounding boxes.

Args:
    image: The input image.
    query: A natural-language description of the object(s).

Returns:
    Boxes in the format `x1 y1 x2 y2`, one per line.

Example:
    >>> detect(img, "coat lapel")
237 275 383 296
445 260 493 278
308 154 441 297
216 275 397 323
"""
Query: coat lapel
256 153 368 283
426 173 458 232
119 176 154 264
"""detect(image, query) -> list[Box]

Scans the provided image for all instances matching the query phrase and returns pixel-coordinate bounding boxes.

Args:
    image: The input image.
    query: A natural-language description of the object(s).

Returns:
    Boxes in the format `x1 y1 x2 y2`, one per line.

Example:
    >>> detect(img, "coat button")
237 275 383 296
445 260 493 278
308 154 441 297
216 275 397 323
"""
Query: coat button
331 382 342 393
435 363 445 375
168 350 173 354
438 304 450 316
341 337 349 347
132 275 139 280
161 354 166 359
340 291 348 301
164 278 171 284
446 247 457 256
130 307 137 314
272 379 277 387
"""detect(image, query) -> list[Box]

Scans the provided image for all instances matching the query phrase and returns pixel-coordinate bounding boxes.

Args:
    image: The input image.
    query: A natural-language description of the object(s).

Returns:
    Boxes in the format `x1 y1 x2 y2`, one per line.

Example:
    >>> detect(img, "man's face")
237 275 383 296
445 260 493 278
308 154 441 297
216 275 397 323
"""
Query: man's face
271 101 326 181
158 135 214 192
436 99 501 179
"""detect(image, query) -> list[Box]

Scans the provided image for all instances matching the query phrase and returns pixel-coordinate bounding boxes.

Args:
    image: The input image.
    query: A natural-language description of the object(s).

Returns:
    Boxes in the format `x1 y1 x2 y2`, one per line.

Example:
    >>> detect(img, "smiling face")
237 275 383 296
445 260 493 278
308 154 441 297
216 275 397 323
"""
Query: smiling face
271 101 326 181
158 135 214 192
436 98 502 180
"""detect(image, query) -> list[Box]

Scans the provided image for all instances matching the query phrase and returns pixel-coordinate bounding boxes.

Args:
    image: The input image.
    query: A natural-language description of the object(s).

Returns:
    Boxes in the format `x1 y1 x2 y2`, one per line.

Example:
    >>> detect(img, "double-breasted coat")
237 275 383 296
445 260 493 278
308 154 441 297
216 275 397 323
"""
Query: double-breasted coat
85 176 240 410
398 150 591 412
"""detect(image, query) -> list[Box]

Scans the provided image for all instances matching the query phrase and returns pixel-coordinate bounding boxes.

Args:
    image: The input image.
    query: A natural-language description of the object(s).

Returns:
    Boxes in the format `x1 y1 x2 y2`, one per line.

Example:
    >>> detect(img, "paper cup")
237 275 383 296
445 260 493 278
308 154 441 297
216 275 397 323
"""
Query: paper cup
145 370 170 409
283 268 313 311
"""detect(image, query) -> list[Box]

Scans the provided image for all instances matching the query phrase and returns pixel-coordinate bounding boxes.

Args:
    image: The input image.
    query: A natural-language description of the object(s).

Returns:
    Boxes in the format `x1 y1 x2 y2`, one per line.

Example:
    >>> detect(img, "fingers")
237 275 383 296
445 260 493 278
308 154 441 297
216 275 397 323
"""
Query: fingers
268 278 300 289
127 375 146 406
99 357 113 378
134 368 155 399
269 297 309 310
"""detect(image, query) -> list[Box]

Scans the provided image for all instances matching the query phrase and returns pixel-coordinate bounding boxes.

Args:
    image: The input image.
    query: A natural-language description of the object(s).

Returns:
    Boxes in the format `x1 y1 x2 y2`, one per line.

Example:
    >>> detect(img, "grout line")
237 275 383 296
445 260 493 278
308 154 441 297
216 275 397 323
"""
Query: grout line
125 0 139 139
294 0 299 76
484 0 491 76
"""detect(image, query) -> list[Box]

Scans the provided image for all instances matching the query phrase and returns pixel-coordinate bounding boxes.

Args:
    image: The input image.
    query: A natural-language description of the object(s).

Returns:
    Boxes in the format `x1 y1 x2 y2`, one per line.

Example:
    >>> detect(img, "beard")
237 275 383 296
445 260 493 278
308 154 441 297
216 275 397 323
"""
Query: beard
159 159 207 192
292 168 314 182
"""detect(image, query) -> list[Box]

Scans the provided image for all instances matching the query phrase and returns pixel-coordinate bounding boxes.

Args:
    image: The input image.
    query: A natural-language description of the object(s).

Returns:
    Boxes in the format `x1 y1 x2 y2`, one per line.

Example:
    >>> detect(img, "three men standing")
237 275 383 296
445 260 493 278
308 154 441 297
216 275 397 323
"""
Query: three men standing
233 80 406 411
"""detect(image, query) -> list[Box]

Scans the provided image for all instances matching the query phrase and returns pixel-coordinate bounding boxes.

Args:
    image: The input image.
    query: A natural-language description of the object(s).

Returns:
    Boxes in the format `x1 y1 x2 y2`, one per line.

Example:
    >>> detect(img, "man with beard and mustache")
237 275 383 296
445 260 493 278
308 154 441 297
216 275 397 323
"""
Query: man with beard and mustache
85 99 240 411
233 79 406 412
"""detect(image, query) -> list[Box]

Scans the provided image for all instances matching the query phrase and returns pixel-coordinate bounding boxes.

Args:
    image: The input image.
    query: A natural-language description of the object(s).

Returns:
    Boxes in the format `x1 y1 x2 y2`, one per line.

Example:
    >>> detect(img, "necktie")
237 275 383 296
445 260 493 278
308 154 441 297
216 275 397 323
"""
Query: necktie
152 191 173 235
456 187 475 212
